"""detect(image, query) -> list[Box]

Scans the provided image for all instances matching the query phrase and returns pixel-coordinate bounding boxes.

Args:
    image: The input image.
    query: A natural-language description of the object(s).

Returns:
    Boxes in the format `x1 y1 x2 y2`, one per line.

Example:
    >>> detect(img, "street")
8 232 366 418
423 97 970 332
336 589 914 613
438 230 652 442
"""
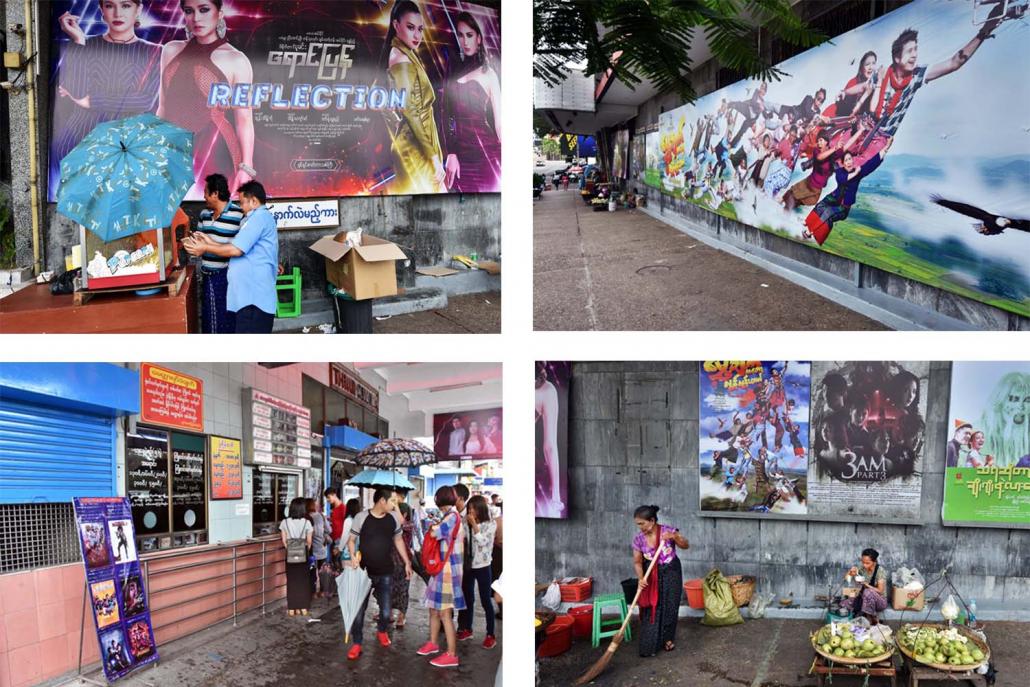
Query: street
533 183 887 331
539 617 1024 687
67 577 501 687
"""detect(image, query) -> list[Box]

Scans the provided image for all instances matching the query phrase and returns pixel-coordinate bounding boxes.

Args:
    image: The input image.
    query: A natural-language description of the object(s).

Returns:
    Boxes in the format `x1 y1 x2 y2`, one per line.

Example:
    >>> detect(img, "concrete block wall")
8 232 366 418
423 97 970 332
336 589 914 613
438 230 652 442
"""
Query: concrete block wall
536 362 1030 609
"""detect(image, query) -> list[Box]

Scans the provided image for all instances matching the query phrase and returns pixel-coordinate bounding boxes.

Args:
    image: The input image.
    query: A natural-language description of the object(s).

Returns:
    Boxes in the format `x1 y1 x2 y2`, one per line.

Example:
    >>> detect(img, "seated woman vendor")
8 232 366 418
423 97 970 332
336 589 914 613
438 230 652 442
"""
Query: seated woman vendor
843 547 888 624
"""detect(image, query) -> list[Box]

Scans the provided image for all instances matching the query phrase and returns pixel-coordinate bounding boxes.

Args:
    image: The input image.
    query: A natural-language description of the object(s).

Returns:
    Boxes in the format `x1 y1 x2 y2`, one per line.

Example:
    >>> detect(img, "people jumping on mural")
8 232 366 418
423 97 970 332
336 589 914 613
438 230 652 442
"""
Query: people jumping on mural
782 124 866 211
930 196 1030 236
823 51 879 119
803 136 893 244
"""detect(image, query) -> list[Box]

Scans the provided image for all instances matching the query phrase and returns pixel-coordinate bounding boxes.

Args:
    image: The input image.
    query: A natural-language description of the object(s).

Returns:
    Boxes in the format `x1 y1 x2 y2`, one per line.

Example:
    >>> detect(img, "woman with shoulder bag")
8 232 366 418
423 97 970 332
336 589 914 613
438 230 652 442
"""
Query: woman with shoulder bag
416 486 466 668
280 497 314 616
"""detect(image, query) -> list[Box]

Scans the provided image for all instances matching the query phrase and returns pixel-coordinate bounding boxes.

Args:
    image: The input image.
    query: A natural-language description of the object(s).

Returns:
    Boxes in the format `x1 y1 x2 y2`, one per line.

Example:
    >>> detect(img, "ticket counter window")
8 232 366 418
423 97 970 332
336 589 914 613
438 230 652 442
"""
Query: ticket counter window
252 471 297 537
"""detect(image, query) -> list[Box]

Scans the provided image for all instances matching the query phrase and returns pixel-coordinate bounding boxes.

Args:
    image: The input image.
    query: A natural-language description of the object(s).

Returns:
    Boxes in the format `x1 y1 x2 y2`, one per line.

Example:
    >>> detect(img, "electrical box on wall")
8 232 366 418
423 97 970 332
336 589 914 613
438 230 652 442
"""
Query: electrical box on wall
3 52 25 69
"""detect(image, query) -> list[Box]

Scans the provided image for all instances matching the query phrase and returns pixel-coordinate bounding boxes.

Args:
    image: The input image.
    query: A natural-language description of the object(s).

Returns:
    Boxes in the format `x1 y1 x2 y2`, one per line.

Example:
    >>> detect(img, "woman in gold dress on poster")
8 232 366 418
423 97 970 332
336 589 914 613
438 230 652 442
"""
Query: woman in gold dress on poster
383 1 445 194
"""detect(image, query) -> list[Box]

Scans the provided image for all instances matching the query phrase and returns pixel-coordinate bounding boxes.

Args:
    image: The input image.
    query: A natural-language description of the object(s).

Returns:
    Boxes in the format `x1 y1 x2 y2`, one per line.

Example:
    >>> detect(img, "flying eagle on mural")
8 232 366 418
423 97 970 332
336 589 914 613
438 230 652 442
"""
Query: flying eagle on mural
930 196 1030 236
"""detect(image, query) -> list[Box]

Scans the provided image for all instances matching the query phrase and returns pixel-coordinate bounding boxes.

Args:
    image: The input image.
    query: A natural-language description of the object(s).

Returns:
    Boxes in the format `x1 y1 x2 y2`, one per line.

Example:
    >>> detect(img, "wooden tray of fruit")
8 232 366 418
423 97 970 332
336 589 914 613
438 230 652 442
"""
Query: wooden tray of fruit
811 622 895 665
896 623 989 672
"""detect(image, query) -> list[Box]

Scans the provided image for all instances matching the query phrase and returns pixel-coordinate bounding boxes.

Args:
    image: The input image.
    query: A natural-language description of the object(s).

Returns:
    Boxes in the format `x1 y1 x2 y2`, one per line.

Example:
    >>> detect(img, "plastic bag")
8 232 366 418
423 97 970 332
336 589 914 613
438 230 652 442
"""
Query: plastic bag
344 227 363 248
941 594 960 621
892 566 926 591
541 582 561 611
747 592 774 619
700 569 744 626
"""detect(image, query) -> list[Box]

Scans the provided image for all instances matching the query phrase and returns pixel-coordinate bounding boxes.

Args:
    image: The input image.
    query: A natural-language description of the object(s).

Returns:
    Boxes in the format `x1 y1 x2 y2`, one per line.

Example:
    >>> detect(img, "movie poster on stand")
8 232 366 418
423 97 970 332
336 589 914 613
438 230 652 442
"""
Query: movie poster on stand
629 134 647 184
536 361 570 519
612 129 630 179
808 362 928 521
943 362 1030 528
48 0 501 201
699 361 811 516
656 0 1030 317
644 131 661 189
73 497 159 683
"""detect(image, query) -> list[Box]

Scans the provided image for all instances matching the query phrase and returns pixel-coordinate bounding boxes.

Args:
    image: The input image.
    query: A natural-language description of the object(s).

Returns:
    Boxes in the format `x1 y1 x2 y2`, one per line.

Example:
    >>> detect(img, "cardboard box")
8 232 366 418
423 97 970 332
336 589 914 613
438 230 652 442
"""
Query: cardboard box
892 586 925 611
309 233 407 300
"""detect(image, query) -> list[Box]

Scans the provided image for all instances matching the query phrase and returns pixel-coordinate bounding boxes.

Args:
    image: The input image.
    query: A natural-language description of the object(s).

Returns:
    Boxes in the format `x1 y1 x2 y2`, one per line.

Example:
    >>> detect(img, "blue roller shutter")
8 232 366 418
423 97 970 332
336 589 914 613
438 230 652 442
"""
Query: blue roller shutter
0 397 117 503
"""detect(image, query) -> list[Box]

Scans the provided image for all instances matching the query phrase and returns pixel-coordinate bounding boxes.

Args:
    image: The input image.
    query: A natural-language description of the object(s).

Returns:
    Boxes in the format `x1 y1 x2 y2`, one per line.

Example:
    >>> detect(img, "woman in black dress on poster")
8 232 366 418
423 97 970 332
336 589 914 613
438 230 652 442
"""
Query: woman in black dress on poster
52 0 161 193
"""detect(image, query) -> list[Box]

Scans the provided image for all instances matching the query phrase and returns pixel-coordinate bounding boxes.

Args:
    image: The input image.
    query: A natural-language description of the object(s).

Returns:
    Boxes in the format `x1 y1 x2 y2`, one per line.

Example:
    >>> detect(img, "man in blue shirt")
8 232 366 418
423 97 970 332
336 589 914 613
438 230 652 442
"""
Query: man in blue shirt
184 181 279 333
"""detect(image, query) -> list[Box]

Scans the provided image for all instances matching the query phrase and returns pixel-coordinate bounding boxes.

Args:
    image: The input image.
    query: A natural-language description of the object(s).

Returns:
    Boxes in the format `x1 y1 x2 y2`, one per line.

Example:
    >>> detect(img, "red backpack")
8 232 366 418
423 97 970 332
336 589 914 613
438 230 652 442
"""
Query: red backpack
422 512 461 576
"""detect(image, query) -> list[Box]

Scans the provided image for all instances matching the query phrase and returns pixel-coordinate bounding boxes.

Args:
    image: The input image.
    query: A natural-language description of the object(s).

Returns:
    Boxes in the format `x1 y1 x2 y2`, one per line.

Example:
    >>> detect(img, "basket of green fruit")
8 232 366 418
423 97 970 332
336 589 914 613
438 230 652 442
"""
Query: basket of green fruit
896 623 989 671
811 621 895 665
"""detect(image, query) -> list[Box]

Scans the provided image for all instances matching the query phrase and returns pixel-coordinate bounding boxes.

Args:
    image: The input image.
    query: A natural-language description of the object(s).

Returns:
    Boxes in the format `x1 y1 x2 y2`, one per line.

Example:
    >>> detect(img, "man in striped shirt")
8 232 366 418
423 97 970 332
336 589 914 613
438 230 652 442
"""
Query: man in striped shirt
197 174 244 333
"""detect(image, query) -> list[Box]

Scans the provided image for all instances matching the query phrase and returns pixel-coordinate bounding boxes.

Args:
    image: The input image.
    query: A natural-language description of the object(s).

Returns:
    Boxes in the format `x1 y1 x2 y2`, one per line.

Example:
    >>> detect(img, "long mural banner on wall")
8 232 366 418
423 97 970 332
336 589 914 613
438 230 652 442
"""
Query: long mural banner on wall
943 362 1030 528
536 361 570 519
657 0 1030 316
809 361 927 521
48 0 501 201
73 497 159 683
699 361 811 516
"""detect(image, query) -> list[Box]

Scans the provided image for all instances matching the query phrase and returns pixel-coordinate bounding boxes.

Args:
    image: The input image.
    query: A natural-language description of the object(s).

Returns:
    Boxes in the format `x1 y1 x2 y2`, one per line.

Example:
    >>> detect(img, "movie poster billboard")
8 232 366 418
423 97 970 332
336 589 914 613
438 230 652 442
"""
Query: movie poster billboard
612 128 629 179
699 362 811 516
629 133 646 184
657 0 1030 317
73 497 158 683
644 132 661 189
48 0 502 202
943 362 1030 528
536 361 570 519
808 362 928 521
432 407 502 459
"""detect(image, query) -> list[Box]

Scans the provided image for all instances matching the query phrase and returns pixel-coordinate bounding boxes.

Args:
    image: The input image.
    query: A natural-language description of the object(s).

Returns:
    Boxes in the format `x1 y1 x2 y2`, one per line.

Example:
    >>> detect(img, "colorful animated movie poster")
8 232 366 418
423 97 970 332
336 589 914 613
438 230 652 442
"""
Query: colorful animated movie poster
432 408 502 459
48 0 501 201
73 497 159 682
699 361 811 515
943 362 1030 527
657 0 1030 316
536 361 571 519
644 131 661 189
808 362 928 521
612 128 629 179
90 580 120 628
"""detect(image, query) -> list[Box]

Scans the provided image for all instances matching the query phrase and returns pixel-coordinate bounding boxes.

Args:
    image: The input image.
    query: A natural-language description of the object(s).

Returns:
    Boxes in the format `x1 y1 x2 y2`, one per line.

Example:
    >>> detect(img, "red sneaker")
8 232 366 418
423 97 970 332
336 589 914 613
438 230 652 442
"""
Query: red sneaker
456 629 474 641
377 631 392 647
415 641 440 656
482 635 497 650
429 652 460 668
347 644 362 660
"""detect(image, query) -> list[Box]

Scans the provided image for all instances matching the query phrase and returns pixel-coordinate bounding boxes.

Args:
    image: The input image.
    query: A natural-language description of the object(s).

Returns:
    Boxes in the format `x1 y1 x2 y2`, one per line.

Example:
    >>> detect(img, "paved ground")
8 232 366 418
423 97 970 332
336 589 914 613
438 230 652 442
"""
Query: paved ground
534 188 887 331
374 291 501 334
64 577 501 687
539 617 1024 687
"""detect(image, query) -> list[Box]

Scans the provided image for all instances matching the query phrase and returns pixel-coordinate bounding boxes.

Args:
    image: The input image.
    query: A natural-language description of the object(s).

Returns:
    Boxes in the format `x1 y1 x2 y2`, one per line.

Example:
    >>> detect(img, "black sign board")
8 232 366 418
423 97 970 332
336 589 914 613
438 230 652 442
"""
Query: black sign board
126 430 170 535
171 432 206 531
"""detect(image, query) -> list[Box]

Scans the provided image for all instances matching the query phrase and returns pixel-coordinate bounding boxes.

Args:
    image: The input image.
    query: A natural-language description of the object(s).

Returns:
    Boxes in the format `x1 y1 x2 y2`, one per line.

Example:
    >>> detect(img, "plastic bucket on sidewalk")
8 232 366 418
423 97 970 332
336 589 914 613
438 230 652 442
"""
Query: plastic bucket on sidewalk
539 615 574 657
621 578 638 607
684 578 705 610
569 605 593 638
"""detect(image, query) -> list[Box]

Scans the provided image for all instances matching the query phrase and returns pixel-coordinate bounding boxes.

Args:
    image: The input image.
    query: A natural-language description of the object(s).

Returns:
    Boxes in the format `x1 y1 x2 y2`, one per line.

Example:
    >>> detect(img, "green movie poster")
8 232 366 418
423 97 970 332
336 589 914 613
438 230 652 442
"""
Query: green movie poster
943 362 1030 527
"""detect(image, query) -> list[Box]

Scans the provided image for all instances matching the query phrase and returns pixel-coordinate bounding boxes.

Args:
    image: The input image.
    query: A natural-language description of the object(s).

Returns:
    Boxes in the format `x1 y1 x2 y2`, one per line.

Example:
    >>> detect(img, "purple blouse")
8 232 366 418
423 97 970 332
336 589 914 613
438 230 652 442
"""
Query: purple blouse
632 524 678 565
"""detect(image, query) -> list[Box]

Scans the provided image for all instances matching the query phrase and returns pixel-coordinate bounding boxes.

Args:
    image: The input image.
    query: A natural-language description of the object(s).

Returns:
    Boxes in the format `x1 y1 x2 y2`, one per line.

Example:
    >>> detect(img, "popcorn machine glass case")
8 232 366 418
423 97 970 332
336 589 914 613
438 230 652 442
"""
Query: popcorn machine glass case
80 224 179 290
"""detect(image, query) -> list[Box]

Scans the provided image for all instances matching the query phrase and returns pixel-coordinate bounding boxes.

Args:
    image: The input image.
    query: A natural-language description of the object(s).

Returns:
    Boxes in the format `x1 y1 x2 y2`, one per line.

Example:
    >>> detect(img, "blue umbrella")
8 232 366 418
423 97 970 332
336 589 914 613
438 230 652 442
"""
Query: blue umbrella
346 468 416 491
57 113 194 242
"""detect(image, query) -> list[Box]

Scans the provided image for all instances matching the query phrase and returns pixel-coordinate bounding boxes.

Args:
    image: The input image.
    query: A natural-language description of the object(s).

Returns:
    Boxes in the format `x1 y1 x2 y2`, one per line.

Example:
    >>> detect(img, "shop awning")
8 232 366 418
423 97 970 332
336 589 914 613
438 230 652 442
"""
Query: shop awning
0 363 139 416
323 424 378 452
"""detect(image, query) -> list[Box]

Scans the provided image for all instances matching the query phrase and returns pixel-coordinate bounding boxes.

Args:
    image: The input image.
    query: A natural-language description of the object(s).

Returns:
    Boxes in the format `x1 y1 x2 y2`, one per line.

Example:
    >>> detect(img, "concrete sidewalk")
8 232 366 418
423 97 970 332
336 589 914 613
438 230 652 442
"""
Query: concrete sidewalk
539 617 1024 687
56 577 501 687
534 188 886 331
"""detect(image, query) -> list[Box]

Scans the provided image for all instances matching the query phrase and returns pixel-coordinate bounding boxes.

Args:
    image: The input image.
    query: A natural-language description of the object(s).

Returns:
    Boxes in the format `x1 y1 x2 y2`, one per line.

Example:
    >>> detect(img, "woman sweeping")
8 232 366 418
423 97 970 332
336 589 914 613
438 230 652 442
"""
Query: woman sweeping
632 505 689 656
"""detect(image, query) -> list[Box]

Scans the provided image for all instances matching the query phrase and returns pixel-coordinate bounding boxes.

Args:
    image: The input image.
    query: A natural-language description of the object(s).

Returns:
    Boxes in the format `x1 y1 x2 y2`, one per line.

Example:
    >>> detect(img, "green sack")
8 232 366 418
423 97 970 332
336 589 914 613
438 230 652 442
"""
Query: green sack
700 569 744 627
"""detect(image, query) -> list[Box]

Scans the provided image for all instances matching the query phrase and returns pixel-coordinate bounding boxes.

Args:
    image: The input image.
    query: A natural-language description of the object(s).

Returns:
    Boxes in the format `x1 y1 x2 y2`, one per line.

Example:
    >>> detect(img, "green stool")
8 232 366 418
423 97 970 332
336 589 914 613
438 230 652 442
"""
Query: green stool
276 267 302 318
591 593 631 648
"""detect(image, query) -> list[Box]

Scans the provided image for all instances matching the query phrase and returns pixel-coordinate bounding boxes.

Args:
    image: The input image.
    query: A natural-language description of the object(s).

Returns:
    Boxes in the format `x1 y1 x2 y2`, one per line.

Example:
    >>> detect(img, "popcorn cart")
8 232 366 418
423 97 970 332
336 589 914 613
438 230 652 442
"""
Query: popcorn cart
80 210 187 290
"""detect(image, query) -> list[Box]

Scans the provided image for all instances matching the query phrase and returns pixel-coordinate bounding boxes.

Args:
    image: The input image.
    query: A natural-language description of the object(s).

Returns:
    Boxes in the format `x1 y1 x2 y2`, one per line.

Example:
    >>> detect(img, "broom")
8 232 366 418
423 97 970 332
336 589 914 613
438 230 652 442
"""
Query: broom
574 541 668 685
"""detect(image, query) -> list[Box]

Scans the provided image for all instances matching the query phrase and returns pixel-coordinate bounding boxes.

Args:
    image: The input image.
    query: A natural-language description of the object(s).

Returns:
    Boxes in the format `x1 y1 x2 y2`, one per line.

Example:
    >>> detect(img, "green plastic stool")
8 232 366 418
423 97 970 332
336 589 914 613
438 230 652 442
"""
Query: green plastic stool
276 267 302 318
591 593 631 648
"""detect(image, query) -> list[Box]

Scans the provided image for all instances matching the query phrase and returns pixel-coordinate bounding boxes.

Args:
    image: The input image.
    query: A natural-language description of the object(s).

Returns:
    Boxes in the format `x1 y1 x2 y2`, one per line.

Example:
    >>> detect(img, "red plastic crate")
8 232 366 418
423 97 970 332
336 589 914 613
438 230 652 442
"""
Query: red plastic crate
539 615 574 657
558 577 593 602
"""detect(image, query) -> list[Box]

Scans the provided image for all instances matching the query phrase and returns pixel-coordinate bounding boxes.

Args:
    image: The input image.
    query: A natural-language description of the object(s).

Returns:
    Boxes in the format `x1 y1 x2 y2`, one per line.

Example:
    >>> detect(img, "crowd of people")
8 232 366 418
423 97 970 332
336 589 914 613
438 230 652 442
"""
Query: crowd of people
279 483 502 669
